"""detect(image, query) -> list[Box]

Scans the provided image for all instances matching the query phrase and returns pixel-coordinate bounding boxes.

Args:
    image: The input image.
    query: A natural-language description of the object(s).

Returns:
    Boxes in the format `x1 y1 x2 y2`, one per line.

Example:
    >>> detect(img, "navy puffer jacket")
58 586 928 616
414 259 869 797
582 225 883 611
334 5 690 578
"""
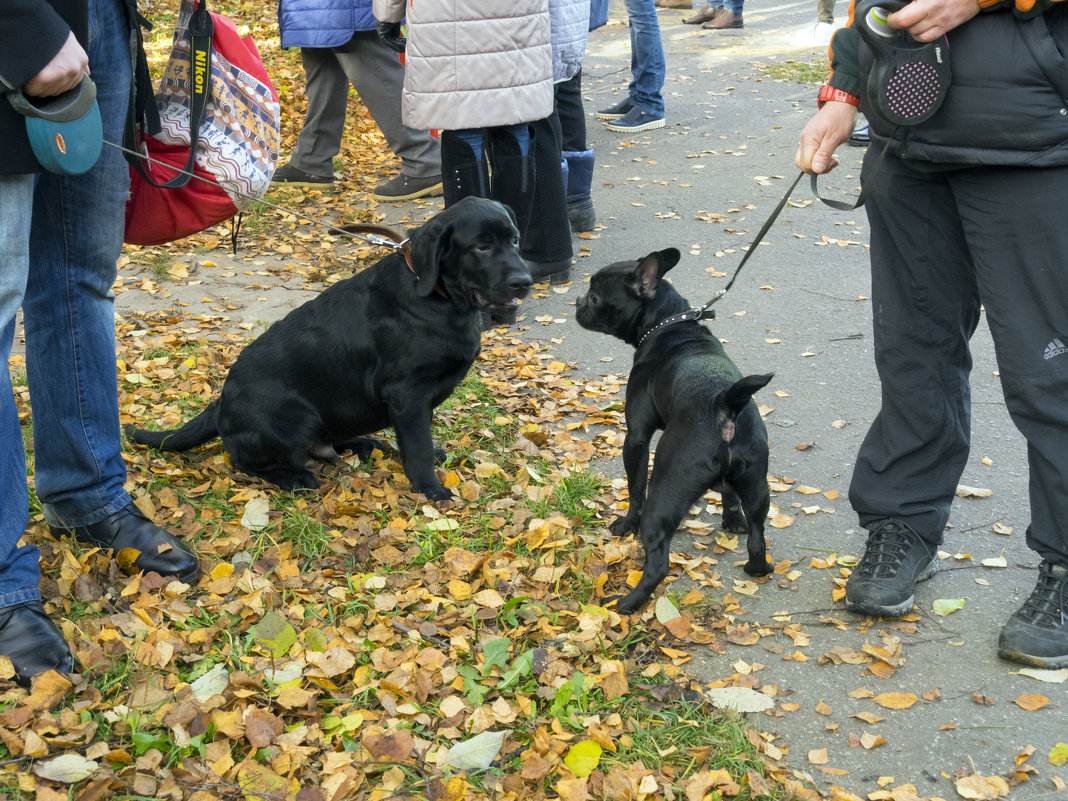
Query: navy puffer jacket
278 0 376 50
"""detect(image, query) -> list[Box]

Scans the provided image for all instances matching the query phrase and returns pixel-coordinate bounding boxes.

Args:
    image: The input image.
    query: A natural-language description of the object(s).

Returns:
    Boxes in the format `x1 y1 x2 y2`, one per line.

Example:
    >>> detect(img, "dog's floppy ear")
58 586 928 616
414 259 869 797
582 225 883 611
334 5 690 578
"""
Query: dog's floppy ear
632 248 681 299
408 216 453 296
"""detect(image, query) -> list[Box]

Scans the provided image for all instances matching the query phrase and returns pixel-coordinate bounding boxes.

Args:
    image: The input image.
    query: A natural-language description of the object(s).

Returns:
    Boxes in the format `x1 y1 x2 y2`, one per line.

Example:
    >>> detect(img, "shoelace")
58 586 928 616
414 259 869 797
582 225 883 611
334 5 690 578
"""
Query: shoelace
1017 562 1068 628
855 522 913 578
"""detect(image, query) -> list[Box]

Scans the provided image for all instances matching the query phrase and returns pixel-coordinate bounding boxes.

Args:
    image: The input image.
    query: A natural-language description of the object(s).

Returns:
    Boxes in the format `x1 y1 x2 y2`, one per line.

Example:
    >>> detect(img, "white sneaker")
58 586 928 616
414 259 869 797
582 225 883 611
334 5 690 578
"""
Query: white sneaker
790 20 837 47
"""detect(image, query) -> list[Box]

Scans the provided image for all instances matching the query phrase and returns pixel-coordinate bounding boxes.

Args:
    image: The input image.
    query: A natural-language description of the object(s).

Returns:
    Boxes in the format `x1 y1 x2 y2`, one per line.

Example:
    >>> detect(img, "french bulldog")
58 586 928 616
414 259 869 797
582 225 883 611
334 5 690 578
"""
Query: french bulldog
576 248 774 613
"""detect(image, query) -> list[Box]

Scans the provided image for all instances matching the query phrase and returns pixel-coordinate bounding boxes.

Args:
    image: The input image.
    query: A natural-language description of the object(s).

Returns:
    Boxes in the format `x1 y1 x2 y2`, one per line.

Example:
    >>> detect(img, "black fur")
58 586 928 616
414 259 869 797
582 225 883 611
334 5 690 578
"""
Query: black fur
126 197 532 499
576 248 774 613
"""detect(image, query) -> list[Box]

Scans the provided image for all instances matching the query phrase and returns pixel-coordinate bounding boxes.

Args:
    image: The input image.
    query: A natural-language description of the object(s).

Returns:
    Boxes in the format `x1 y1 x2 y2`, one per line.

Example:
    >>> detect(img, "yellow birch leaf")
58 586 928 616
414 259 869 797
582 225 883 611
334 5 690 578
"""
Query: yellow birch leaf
932 598 966 616
563 740 602 778
873 692 917 710
1049 742 1068 767
1013 694 1050 711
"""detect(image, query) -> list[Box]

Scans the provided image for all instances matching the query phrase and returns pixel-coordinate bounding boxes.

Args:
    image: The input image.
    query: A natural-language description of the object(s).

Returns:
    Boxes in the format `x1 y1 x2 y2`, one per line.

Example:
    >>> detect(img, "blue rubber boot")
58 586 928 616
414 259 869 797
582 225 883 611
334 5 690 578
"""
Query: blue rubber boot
562 148 596 232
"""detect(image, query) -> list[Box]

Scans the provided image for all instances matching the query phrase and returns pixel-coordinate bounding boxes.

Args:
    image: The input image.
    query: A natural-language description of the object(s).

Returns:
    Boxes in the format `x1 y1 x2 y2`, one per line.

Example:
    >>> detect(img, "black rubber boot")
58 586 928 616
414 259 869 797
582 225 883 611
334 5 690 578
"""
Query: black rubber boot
440 132 490 207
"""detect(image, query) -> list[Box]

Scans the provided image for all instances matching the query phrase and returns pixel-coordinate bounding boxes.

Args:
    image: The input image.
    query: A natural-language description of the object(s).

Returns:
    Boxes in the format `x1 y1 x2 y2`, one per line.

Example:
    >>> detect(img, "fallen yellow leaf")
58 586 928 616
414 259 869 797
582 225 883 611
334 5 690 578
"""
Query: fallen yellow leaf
1013 694 1050 711
873 692 917 710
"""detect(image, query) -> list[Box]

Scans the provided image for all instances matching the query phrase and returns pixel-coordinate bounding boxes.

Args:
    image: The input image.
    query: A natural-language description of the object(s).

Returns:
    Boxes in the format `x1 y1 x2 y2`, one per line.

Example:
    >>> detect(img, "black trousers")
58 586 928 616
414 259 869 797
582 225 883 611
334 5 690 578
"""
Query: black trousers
849 151 1068 564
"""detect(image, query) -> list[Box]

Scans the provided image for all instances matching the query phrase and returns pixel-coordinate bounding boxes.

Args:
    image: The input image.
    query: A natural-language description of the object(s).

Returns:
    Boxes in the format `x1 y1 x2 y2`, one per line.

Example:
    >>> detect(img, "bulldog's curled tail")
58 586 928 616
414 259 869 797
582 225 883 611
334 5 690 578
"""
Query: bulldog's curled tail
124 399 221 452
714 373 774 443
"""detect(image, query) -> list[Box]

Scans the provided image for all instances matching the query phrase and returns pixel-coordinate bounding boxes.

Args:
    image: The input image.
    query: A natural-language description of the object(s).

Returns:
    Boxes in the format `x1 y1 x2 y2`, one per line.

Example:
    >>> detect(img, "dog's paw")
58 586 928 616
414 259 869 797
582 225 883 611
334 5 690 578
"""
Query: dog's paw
721 507 747 533
433 448 447 466
609 514 638 538
420 484 456 502
598 594 641 615
339 437 387 460
743 558 773 577
617 589 650 616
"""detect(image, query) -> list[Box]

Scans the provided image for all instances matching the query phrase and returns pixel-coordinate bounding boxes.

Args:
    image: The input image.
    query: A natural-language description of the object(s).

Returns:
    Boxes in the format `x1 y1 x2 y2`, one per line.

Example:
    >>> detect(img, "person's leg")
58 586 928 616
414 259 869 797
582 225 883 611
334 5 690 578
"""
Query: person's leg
684 2 723 24
25 0 133 526
520 116 573 281
287 47 348 179
621 0 665 117
486 125 534 239
556 72 596 232
23 0 199 581
0 175 43 609
953 165 1068 666
556 72 587 154
847 155 980 616
816 0 835 24
440 129 490 207
702 0 743 28
334 31 441 182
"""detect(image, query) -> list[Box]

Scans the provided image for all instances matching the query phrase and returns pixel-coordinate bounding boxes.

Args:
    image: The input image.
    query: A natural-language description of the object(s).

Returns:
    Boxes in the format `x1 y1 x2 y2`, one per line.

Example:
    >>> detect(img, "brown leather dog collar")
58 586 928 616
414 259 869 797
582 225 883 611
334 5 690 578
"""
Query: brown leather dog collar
335 222 447 299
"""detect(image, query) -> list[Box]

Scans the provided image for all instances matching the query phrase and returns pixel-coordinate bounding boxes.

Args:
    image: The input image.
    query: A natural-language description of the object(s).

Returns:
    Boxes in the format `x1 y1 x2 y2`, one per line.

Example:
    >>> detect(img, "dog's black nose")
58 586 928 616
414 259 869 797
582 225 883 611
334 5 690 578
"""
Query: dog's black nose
510 275 533 294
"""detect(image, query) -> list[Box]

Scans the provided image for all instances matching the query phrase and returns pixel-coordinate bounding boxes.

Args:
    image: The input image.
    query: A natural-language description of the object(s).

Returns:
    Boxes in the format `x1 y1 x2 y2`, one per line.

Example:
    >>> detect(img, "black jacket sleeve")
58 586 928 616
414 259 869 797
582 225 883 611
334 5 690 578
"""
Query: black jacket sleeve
0 0 77 93
0 0 87 173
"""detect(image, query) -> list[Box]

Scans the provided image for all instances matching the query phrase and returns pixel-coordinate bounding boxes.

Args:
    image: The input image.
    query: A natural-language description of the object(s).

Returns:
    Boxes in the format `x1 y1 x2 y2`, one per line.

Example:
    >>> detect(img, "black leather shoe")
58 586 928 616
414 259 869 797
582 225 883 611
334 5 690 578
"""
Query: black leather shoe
0 601 74 688
528 258 572 285
51 503 201 583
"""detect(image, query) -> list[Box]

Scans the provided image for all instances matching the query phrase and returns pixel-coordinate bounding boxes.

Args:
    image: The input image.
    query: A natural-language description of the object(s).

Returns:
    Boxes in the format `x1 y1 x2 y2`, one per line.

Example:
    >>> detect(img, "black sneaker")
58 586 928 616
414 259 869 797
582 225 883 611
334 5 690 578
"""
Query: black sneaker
372 173 444 201
997 560 1068 668
845 519 938 617
595 97 635 121
848 122 870 147
272 162 334 189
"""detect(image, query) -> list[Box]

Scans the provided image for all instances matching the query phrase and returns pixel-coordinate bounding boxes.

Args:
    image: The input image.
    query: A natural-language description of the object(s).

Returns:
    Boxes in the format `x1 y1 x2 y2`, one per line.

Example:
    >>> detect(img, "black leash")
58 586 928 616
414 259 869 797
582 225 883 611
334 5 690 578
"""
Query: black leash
639 169 804 346
638 138 893 346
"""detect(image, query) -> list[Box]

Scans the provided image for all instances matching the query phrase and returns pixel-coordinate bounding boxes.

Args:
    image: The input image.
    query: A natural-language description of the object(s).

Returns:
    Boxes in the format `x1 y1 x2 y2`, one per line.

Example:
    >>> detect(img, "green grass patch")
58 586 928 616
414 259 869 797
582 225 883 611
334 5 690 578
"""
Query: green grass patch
761 58 829 84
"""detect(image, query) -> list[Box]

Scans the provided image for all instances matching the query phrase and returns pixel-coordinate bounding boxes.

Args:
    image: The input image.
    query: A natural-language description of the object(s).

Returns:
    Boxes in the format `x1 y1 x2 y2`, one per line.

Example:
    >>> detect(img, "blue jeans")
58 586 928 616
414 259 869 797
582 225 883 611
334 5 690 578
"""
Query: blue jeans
449 126 531 162
0 0 132 606
622 0 665 117
705 0 744 13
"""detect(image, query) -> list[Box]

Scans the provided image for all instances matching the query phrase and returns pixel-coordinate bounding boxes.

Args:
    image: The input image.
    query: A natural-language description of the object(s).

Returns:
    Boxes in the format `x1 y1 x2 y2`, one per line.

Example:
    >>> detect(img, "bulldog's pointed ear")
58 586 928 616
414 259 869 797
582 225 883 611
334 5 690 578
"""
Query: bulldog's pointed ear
658 248 681 273
408 216 452 296
631 248 680 299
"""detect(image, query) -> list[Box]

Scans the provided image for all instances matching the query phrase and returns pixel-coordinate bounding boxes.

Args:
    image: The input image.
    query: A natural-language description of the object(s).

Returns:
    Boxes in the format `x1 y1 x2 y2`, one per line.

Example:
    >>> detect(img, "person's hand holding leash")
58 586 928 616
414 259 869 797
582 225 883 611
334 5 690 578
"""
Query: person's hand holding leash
887 0 981 41
24 31 88 97
795 100 857 174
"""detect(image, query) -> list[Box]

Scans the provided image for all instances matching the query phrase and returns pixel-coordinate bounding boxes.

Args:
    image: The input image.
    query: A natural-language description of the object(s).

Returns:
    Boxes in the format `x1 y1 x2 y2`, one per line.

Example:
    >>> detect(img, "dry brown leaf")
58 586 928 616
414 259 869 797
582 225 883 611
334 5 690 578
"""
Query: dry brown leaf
808 748 829 764
860 733 886 749
954 774 1010 799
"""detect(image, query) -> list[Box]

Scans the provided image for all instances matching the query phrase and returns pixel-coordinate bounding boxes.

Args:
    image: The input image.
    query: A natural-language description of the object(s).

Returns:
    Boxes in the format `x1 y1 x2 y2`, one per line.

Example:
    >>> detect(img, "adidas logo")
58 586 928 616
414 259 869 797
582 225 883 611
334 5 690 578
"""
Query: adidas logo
1044 337 1066 360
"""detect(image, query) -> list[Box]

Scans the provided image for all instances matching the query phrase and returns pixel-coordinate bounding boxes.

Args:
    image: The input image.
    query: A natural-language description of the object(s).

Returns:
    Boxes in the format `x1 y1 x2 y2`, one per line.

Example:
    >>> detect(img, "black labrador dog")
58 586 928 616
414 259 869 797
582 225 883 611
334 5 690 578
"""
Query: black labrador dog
126 196 532 499
576 248 773 613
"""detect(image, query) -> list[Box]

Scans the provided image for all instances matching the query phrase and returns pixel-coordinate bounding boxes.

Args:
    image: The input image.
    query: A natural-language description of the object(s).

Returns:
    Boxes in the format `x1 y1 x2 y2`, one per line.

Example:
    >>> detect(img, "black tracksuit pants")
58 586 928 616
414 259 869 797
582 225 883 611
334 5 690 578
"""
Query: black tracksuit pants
849 149 1068 565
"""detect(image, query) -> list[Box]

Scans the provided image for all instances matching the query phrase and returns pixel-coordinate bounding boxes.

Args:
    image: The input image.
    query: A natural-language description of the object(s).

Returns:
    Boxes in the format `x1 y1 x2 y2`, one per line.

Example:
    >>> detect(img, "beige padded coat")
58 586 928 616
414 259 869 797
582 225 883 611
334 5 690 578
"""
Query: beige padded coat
372 0 554 131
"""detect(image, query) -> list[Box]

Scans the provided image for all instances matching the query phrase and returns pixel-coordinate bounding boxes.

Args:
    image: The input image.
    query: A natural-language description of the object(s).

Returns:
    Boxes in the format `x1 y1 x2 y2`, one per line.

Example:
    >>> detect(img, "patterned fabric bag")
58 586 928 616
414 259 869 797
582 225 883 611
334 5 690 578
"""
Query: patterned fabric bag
124 0 279 246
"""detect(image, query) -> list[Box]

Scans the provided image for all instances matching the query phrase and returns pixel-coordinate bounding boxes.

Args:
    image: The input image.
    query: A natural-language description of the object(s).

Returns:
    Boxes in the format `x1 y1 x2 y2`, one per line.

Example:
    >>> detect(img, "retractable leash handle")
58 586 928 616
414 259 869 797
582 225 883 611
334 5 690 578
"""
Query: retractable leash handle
6 73 103 175
812 0 950 209
854 0 951 127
